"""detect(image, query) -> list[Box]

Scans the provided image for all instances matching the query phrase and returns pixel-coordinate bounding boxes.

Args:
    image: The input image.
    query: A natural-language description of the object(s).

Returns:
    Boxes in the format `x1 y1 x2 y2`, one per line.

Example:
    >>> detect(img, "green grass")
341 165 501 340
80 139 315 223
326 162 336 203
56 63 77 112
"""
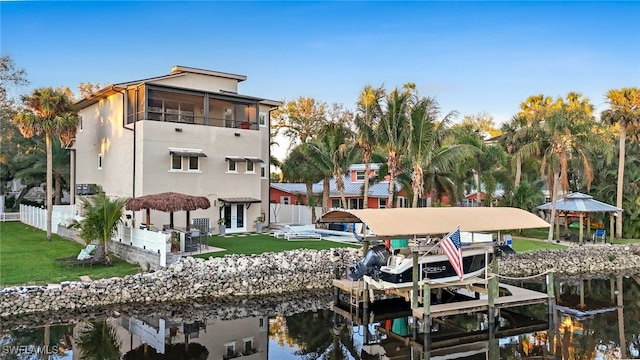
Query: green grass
0 222 140 287
194 233 359 259
511 237 568 252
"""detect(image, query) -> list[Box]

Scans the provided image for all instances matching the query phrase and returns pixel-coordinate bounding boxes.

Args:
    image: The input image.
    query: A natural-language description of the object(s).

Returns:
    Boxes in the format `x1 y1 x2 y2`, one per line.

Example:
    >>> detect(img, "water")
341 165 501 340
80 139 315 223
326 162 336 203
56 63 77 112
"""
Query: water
1 276 638 359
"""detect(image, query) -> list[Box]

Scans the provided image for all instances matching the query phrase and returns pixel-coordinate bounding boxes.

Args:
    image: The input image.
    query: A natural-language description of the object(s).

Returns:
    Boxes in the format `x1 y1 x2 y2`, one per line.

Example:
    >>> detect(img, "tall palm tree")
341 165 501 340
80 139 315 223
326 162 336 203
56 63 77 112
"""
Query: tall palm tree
76 319 122 360
516 103 600 243
355 85 385 208
601 87 640 238
500 114 530 188
378 88 411 207
458 131 507 206
303 123 356 212
282 144 324 223
13 88 79 241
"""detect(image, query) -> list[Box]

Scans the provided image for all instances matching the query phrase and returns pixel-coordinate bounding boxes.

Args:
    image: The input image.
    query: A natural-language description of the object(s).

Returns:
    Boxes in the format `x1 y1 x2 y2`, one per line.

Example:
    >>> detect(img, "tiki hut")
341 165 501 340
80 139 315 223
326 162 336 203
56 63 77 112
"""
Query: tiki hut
125 192 211 231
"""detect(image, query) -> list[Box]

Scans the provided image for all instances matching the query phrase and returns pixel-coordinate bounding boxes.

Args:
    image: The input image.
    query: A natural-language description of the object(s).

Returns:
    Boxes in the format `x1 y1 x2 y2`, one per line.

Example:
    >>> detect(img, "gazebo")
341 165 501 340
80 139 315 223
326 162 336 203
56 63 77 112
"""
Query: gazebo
537 192 621 244
125 192 211 232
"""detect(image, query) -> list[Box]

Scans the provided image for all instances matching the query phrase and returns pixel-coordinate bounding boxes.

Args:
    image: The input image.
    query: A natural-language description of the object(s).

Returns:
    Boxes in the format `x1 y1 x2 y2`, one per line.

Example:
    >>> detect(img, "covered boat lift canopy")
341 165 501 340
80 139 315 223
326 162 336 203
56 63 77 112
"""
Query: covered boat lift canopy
318 207 550 240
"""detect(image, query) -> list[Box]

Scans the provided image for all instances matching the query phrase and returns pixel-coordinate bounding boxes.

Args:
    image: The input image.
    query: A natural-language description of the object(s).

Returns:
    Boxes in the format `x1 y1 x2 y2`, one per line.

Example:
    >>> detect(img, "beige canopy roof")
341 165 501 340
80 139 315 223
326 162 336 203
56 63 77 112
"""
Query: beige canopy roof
318 207 549 237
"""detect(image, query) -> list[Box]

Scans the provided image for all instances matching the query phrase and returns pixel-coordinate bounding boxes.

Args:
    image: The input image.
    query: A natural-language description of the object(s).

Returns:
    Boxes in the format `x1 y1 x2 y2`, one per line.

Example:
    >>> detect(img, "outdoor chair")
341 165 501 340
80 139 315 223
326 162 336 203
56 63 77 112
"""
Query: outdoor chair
592 229 606 243
54 244 96 266
65 244 105 267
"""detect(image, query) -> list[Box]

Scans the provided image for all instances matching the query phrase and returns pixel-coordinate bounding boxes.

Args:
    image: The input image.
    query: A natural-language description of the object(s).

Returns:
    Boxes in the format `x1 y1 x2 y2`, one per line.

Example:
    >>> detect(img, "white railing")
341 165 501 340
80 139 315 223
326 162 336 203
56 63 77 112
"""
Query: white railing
269 203 323 225
19 204 79 231
0 212 20 222
116 224 169 267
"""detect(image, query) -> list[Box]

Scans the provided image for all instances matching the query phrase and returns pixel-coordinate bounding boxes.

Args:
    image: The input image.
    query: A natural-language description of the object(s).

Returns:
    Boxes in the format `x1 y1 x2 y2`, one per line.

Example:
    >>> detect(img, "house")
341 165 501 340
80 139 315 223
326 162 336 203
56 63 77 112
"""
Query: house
270 163 451 209
72 65 278 234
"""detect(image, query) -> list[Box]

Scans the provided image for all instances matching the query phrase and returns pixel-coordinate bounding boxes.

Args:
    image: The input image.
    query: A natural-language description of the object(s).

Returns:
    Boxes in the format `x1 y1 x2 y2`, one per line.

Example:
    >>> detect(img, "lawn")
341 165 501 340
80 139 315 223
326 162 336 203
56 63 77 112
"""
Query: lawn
195 233 359 259
0 222 140 287
510 237 568 252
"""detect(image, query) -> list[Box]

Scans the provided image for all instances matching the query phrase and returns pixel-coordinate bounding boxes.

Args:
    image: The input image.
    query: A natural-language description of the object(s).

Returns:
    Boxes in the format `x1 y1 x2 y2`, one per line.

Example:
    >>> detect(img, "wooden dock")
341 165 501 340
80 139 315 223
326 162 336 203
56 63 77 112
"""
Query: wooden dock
333 278 549 319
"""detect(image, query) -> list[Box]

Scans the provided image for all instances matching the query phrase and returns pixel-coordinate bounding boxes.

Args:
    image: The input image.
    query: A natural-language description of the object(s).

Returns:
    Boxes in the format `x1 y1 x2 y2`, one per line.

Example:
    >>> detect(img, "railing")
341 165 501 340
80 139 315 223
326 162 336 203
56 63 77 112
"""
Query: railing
128 113 259 130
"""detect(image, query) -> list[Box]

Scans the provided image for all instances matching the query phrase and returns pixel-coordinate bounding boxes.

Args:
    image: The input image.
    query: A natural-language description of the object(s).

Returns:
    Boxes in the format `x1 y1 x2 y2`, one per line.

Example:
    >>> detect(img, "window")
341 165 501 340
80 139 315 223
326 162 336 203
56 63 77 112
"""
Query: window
259 112 267 127
98 154 102 170
355 171 365 181
188 156 199 170
243 337 255 354
246 160 254 173
331 199 341 208
228 160 237 172
172 153 182 170
379 198 387 209
397 196 408 208
281 196 290 205
349 198 363 209
260 164 267 178
225 342 236 358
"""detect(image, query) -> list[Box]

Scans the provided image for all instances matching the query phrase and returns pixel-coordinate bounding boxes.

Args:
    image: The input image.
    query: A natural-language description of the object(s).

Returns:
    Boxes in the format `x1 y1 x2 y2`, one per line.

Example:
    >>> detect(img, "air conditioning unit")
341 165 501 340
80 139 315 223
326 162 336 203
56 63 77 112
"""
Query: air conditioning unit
76 184 100 195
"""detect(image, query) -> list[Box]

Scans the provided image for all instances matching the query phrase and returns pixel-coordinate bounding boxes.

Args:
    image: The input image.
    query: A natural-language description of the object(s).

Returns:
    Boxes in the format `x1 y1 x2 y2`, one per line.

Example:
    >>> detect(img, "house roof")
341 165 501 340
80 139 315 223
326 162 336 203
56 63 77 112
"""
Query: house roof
537 192 622 213
271 175 394 198
317 207 550 238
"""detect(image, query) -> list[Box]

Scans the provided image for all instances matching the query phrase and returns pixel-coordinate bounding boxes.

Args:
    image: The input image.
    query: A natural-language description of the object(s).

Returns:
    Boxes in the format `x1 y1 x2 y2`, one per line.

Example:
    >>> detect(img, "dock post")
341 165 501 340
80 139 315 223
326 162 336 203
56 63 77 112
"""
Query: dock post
412 252 419 308
363 280 370 344
422 280 431 358
546 270 555 323
617 275 627 359
488 274 498 331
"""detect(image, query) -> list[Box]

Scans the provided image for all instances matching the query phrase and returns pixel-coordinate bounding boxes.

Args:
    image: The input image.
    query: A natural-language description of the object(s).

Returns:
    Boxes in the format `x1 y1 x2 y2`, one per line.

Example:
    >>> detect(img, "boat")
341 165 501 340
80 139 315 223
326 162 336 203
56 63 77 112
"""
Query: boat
347 238 494 289
317 207 551 290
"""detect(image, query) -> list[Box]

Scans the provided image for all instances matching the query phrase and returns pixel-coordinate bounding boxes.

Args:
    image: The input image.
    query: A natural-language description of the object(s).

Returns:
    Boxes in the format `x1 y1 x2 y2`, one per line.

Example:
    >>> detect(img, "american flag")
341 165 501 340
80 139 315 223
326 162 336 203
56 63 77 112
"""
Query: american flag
439 226 463 281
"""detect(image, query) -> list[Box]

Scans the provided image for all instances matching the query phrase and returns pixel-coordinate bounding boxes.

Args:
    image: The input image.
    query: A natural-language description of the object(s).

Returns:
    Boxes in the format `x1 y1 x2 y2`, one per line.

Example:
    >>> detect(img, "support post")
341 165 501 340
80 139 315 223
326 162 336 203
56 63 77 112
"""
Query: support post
609 213 615 243
546 270 556 327
423 280 431 357
617 275 626 359
488 274 498 331
412 252 419 309
363 280 370 344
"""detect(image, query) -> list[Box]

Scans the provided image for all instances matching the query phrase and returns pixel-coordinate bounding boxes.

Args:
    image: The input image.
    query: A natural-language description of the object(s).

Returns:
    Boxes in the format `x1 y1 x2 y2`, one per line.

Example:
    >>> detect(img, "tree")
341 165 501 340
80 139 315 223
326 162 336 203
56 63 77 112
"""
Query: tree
12 88 79 240
378 88 412 207
601 87 640 238
354 85 385 208
272 96 328 148
459 111 501 139
72 192 128 264
281 144 324 223
76 319 122 360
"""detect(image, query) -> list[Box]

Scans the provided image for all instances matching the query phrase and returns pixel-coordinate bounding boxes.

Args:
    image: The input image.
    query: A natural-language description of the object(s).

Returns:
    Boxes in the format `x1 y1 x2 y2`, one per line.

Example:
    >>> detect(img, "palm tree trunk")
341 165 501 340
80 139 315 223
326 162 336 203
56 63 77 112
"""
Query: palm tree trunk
411 164 423 208
322 177 330 215
362 151 371 209
46 133 53 241
306 182 316 223
547 171 561 243
616 125 625 238
515 156 522 188
387 154 397 208
336 173 348 209
475 170 482 207
54 172 62 205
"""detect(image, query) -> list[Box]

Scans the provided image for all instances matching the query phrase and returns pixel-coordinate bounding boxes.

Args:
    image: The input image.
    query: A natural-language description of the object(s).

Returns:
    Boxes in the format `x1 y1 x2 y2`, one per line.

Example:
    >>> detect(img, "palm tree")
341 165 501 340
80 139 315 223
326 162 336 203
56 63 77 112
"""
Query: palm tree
13 88 79 241
303 123 356 212
458 130 507 206
516 103 600 243
72 192 128 264
76 319 122 360
500 114 530 188
601 87 640 238
355 85 385 208
282 144 324 223
378 88 411 207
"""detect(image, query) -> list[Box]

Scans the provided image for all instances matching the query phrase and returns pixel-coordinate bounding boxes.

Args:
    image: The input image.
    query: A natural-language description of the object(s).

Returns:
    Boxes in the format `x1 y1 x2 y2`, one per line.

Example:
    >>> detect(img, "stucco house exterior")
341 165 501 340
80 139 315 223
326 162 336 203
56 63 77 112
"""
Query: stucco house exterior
270 163 451 209
72 65 278 234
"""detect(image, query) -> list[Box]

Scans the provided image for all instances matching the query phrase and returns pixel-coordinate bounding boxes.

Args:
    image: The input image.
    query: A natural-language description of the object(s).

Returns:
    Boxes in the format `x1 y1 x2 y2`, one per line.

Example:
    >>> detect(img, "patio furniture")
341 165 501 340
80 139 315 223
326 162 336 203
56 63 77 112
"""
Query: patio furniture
592 229 606 243
54 244 96 266
65 244 105 267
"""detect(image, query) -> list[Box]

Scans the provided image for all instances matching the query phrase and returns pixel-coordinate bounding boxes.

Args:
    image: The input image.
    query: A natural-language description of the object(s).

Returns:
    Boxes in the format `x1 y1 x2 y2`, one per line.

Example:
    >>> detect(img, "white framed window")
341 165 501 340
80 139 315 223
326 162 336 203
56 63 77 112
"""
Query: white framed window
349 198 363 209
243 337 255 354
246 160 255 173
228 160 237 172
397 196 407 208
378 198 387 209
225 342 236 358
260 164 267 178
331 199 341 208
259 112 267 127
355 170 365 181
188 156 199 171
281 196 290 205
97 154 103 170
171 153 182 170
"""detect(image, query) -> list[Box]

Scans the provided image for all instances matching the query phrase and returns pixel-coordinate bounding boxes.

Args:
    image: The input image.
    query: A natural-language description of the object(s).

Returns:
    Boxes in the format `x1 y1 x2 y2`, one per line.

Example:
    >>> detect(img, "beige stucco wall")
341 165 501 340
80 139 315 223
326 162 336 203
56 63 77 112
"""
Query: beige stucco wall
74 71 273 232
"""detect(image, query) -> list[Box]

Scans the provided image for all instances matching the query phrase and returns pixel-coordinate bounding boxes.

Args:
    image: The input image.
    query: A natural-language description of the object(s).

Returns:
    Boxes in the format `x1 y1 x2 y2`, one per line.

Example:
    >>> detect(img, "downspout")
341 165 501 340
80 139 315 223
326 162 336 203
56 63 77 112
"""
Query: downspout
121 84 144 226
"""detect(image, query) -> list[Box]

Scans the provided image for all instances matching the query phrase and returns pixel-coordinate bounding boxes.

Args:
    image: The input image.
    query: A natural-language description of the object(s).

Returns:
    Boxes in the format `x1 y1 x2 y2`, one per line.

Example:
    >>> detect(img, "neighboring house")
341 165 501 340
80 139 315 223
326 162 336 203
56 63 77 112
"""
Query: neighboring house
73 65 278 234
270 163 450 209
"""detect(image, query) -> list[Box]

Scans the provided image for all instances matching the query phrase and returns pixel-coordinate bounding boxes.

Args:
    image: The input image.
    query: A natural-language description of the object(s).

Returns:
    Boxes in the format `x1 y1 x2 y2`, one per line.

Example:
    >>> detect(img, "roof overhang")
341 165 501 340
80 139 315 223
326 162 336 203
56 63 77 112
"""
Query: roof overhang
317 207 550 238
225 156 246 162
244 157 264 163
170 150 207 157
219 197 262 205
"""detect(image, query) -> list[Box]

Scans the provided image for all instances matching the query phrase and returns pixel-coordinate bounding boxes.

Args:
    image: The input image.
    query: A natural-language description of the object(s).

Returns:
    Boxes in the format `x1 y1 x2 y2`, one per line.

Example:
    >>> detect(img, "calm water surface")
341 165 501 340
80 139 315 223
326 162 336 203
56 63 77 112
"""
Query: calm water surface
1 276 638 359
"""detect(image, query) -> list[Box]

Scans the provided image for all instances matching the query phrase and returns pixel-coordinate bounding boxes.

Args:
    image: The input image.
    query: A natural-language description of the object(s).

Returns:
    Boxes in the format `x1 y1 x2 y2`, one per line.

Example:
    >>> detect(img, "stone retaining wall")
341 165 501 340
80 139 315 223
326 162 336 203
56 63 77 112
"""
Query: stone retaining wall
109 240 165 271
2 244 640 318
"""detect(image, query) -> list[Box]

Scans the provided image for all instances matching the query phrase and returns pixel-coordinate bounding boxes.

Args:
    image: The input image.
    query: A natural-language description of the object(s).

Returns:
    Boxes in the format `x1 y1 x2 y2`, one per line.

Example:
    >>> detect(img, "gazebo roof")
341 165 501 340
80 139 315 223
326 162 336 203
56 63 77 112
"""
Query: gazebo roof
125 192 211 212
537 192 621 213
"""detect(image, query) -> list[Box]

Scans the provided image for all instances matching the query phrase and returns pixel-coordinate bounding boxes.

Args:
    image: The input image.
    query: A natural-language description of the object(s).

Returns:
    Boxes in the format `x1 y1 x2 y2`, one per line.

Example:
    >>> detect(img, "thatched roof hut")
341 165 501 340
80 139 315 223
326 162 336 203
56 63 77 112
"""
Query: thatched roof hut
125 192 211 231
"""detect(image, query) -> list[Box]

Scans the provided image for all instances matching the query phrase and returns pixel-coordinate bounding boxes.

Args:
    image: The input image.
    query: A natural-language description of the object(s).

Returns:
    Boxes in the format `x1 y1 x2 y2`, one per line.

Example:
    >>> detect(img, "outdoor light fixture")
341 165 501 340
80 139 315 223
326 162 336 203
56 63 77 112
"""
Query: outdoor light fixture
234 132 241 137
175 128 182 132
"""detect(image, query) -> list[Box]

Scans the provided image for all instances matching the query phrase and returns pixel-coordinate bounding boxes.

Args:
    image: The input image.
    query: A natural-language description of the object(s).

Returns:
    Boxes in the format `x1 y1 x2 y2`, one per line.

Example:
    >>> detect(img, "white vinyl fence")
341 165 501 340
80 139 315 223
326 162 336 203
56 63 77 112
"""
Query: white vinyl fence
19 204 79 231
115 224 169 267
269 203 323 225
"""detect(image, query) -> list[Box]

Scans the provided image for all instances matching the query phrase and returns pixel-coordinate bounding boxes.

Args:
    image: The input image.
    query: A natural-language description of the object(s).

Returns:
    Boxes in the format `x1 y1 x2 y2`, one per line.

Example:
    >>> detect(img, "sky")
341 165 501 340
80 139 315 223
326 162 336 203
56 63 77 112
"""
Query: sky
2 1 639 136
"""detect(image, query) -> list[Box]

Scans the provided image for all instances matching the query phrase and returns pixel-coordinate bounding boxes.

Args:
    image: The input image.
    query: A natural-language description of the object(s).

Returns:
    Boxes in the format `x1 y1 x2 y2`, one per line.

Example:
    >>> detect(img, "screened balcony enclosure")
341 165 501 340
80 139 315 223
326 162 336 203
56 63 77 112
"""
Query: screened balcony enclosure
126 85 260 130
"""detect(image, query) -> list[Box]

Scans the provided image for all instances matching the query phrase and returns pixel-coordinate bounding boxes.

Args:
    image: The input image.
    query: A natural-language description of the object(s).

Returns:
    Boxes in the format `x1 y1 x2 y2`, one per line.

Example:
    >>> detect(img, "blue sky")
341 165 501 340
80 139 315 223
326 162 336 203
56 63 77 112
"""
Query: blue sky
2 1 639 127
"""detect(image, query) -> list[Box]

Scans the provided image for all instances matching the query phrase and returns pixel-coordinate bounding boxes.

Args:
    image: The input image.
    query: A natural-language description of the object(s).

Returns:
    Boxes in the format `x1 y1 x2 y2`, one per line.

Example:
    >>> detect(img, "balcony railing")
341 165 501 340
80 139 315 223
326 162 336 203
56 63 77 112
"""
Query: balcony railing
127 112 259 130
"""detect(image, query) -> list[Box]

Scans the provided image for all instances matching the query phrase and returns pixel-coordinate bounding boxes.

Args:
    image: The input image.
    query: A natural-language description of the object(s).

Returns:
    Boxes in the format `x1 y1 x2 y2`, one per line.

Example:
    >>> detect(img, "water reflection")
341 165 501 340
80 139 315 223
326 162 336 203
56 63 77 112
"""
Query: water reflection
1 276 639 359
